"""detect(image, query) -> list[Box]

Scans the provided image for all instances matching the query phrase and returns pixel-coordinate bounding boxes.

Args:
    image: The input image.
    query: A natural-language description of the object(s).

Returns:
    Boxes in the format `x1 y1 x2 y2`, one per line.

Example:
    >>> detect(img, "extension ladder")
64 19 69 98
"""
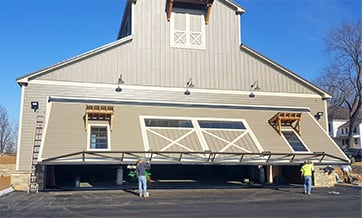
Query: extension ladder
27 115 44 194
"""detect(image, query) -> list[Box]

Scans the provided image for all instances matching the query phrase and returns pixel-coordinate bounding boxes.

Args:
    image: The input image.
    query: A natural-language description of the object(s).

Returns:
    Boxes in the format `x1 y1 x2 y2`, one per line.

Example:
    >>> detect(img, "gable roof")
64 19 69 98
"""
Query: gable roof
16 35 133 86
16 0 330 100
240 44 331 99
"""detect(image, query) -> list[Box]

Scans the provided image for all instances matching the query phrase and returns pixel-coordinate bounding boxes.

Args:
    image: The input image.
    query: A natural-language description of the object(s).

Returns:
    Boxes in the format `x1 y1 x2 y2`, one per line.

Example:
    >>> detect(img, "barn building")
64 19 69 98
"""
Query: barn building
13 0 349 192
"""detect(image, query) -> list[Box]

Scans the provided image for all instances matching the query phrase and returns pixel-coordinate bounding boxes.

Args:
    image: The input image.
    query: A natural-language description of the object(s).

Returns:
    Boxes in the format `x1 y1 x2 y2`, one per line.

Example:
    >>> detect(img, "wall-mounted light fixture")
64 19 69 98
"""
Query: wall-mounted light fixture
314 111 323 120
115 74 125 92
31 101 39 112
249 81 260 98
184 78 195 95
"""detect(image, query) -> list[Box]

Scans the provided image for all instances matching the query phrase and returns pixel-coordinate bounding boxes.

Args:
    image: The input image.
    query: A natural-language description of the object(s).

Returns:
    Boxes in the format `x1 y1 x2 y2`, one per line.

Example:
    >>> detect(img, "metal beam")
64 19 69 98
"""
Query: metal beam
40 150 349 165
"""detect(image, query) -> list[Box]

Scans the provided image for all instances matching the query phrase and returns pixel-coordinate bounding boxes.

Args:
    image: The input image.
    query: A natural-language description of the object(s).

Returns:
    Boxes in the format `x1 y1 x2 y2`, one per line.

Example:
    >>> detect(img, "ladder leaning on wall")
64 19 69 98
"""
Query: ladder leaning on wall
27 115 44 194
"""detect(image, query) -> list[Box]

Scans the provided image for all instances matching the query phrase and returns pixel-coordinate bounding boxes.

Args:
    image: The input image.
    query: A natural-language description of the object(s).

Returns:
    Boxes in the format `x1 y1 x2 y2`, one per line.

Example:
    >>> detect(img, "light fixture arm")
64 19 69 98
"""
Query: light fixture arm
115 74 125 92
184 77 195 95
186 78 195 88
250 81 260 90
249 81 260 98
118 74 124 85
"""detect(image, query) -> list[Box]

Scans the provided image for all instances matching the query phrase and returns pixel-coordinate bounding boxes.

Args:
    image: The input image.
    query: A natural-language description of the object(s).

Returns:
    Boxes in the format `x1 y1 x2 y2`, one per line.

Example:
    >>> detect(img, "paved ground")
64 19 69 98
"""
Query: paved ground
0 184 361 218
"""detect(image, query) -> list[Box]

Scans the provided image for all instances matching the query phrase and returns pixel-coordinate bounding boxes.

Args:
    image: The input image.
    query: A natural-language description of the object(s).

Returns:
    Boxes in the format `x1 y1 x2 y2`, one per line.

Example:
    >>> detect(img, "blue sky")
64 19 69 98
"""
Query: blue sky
0 0 360 124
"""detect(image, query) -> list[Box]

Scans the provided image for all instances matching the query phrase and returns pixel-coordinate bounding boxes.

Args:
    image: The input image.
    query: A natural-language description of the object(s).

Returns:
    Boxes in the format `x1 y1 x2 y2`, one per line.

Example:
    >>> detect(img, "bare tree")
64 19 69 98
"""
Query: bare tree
0 105 17 154
315 20 362 149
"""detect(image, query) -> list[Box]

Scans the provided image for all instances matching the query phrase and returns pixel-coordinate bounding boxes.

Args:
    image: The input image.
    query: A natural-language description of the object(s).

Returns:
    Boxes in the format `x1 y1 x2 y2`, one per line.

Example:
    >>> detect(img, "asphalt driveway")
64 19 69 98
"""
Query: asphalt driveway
0 185 361 218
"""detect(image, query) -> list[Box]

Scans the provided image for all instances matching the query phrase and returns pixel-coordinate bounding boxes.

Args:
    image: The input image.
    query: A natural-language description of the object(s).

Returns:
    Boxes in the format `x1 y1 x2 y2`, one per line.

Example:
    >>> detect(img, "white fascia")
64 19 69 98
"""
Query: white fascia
37 101 52 161
29 79 323 99
15 85 25 171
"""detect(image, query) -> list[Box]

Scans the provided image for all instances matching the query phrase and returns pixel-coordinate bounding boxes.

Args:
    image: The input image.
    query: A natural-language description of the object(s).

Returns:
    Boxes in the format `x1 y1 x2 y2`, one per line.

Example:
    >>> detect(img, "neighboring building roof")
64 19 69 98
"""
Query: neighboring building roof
339 120 362 128
328 107 362 120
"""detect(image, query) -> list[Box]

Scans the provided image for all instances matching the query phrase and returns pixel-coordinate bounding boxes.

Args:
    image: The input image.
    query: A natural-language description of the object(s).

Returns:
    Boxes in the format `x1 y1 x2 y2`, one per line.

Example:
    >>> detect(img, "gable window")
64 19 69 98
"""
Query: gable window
88 125 110 150
282 130 309 152
170 9 205 49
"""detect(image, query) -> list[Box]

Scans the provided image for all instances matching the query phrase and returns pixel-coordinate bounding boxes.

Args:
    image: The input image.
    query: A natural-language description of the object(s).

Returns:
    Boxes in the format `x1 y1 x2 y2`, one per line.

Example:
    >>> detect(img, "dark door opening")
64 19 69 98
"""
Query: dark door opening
44 164 301 190
45 165 119 189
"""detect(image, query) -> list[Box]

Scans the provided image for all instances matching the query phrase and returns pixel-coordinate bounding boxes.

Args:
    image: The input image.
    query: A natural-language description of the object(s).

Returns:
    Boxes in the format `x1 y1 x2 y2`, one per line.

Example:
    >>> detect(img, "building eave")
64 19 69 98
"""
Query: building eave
224 0 245 14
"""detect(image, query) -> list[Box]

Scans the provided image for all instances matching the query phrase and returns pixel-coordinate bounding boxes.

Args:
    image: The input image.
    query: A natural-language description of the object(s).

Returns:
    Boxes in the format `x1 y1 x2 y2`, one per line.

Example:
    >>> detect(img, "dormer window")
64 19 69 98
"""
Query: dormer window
170 8 205 49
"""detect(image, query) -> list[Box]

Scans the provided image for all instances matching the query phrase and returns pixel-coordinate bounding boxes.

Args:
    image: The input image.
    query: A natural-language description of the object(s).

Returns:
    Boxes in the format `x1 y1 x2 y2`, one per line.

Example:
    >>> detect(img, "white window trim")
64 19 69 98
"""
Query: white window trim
281 129 310 153
87 124 111 151
170 8 205 49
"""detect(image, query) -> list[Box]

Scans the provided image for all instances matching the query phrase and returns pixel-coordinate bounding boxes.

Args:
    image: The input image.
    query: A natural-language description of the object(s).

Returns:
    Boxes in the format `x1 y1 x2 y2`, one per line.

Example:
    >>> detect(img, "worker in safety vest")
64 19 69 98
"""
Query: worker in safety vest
300 160 313 195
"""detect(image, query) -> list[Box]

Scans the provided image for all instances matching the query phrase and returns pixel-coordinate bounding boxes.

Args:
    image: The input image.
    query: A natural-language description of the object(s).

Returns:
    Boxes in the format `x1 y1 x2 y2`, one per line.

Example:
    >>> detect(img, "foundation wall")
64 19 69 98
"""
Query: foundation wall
313 167 336 187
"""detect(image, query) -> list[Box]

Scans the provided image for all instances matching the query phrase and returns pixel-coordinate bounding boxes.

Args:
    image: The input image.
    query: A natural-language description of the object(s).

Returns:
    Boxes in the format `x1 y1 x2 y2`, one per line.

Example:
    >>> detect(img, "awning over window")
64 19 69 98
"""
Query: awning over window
268 112 302 136
85 105 114 131
167 0 214 24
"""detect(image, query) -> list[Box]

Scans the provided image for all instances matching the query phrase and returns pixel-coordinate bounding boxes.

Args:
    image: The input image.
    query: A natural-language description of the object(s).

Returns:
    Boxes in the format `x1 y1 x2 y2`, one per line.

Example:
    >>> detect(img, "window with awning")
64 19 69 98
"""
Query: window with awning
84 105 114 131
269 112 302 136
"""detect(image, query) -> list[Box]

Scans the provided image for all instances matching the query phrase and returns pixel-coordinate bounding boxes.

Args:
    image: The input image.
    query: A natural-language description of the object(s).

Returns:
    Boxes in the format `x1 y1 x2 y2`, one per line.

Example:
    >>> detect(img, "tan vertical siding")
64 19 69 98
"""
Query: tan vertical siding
17 84 61 171
41 103 86 157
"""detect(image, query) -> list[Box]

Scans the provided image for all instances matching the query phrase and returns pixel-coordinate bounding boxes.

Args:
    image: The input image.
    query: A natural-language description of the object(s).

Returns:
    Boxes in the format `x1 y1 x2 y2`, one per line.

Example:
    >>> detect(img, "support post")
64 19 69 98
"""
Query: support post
266 165 273 184
116 167 123 185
